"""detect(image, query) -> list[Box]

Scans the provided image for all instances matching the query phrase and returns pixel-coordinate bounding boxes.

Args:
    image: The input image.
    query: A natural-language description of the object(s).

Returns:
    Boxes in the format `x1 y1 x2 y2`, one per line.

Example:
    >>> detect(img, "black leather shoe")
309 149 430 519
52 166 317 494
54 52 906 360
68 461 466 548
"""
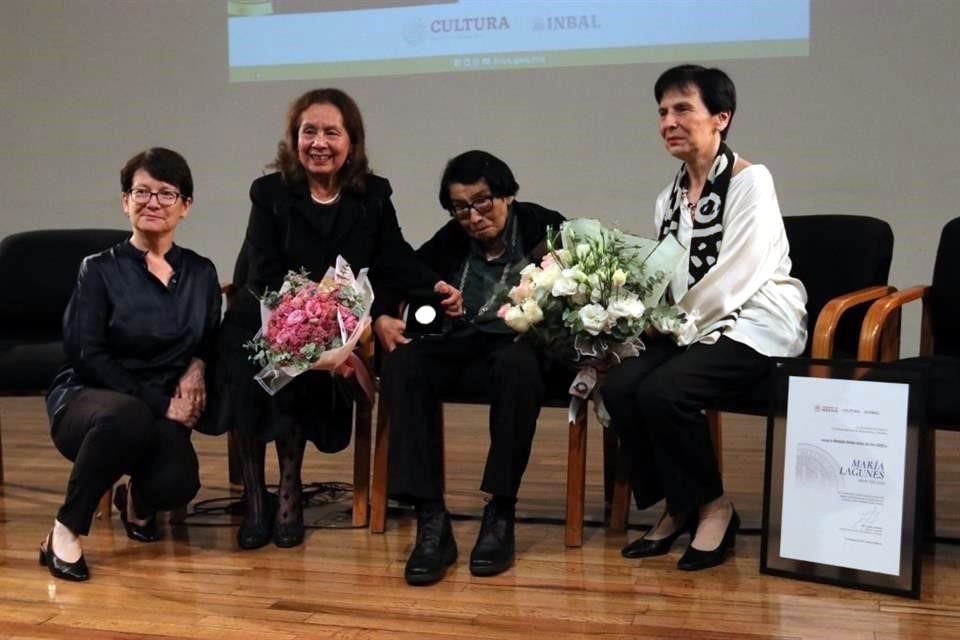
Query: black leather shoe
40 530 90 582
114 484 161 543
621 513 694 559
405 510 457 586
469 501 515 577
237 491 277 550
677 509 740 571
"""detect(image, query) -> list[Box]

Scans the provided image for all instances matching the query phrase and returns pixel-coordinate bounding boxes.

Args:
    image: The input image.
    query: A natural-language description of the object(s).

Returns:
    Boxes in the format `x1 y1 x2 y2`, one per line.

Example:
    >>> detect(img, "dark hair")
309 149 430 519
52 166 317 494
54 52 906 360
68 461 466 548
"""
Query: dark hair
654 65 737 140
120 147 193 199
270 88 370 192
438 150 519 211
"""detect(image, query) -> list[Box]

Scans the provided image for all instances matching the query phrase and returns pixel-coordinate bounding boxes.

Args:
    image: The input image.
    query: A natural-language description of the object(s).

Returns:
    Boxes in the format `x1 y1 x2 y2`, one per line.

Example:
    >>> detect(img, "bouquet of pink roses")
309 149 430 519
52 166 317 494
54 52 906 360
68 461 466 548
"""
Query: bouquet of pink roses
245 256 374 396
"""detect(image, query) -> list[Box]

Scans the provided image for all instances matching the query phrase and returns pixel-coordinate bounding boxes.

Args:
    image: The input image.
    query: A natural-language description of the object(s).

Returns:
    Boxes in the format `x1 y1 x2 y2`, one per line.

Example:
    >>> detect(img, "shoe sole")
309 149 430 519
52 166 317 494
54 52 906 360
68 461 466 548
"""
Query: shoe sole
469 558 513 577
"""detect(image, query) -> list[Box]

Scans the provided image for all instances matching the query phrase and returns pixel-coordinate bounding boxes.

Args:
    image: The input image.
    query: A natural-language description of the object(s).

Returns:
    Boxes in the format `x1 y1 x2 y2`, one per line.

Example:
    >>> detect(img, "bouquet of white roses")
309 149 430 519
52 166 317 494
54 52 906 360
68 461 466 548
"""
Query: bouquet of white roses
496 219 689 422
498 218 690 365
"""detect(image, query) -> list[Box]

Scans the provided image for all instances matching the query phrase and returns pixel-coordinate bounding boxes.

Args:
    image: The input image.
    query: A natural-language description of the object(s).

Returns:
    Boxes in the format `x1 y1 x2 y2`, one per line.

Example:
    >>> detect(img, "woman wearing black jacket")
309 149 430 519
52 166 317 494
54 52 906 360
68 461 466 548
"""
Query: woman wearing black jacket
375 150 565 585
219 88 460 550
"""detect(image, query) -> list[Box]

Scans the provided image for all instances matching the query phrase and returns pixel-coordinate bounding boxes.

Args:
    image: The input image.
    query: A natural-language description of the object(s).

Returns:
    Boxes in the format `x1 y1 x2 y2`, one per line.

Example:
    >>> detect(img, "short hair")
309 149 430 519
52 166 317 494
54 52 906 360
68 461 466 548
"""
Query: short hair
438 150 519 211
121 147 194 199
654 65 737 140
270 88 370 192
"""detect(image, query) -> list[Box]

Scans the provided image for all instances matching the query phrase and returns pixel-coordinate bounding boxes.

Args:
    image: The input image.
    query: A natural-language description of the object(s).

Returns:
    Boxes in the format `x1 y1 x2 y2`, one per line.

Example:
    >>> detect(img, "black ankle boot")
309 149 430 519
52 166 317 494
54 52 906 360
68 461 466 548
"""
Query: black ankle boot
469 500 515 577
237 491 277 550
405 509 457 586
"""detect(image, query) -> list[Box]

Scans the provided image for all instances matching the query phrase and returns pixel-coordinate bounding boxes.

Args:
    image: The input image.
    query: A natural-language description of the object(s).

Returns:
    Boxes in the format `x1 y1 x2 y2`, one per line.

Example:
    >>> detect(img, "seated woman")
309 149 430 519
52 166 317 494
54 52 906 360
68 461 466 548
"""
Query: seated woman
601 66 807 571
375 150 565 585
218 88 459 550
41 148 221 581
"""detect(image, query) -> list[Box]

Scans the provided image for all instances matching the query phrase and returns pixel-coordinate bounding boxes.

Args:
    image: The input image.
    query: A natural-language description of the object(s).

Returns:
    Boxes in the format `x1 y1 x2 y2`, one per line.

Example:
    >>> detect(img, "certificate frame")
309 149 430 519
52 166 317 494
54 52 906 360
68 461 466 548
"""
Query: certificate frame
760 359 927 598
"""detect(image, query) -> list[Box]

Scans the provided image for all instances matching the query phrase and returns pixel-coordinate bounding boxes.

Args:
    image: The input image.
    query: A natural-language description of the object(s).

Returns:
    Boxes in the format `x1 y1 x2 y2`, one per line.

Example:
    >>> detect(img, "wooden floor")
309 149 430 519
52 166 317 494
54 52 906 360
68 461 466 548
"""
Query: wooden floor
2 397 960 639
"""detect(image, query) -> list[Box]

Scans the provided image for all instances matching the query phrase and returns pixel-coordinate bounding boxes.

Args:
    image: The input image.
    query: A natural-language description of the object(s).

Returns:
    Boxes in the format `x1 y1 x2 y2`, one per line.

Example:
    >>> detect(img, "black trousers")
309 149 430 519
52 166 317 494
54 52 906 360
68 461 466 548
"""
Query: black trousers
51 389 200 535
382 332 544 503
600 336 769 516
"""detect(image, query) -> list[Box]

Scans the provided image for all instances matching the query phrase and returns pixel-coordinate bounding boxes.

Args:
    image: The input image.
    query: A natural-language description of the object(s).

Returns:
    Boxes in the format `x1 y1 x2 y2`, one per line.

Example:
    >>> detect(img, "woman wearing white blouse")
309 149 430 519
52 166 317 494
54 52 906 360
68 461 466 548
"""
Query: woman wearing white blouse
601 65 807 571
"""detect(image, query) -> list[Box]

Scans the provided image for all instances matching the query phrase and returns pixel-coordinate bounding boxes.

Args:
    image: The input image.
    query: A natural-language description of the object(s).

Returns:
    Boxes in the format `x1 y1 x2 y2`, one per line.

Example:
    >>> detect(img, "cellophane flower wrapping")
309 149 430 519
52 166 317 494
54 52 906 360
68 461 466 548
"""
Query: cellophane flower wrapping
245 256 373 395
497 218 690 370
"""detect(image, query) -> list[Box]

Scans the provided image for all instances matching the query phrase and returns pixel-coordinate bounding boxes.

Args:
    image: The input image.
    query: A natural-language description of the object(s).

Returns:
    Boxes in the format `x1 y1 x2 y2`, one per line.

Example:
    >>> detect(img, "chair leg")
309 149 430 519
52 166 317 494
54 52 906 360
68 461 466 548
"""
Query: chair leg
608 437 631 532
352 397 372 528
227 431 242 486
706 409 723 475
96 486 113 520
925 429 937 540
565 402 588 548
370 394 390 533
0 409 5 485
602 425 617 508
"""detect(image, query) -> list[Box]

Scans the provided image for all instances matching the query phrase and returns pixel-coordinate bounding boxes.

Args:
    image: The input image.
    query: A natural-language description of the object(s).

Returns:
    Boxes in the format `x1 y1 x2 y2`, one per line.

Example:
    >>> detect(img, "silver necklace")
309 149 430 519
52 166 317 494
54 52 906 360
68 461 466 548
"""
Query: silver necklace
457 218 519 318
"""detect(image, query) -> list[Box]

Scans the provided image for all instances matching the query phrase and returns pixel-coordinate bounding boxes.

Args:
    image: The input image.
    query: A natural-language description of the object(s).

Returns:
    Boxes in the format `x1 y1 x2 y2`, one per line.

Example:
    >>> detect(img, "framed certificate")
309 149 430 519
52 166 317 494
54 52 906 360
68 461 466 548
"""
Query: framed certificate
761 359 927 598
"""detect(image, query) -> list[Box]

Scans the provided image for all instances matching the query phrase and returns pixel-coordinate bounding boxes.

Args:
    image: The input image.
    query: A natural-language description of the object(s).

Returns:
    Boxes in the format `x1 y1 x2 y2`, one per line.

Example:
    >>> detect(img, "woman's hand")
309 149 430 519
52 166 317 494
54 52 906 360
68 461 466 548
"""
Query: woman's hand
374 315 410 352
166 396 200 428
176 358 206 415
434 280 464 317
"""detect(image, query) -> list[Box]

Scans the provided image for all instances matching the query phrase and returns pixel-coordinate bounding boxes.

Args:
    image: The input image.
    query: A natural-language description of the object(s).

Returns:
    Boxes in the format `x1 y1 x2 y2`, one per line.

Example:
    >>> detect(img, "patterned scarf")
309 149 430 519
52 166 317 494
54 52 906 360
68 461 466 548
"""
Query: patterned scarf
659 142 736 288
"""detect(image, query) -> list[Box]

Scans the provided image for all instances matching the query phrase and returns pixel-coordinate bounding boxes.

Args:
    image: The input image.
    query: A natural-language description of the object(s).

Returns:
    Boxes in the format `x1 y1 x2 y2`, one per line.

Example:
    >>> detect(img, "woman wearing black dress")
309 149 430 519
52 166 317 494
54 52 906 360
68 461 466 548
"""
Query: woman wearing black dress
219 88 461 549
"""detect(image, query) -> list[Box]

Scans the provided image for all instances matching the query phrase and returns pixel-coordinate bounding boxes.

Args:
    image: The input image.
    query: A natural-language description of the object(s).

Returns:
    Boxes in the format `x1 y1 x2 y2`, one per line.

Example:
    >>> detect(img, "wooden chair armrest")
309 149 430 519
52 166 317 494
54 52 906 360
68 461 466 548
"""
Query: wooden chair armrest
811 285 896 358
858 285 930 361
358 323 375 367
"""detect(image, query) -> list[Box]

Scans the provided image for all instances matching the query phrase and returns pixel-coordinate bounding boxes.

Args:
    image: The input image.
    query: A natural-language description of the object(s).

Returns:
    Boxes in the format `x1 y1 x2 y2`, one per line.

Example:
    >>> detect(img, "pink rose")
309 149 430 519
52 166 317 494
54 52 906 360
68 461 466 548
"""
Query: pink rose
285 309 306 326
497 303 511 319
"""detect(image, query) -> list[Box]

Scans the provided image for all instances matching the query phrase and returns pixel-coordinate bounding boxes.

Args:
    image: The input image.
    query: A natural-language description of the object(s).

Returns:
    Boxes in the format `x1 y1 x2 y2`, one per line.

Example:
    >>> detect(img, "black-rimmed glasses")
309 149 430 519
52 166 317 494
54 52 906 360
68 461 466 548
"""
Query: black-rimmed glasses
126 187 184 207
449 195 495 221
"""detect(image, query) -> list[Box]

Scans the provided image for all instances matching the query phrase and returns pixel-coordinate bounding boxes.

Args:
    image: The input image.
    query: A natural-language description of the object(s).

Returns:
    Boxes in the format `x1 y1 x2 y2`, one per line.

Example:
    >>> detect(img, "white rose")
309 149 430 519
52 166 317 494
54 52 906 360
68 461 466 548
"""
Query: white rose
551 273 579 297
504 306 531 333
607 295 646 320
531 263 561 291
520 263 538 278
520 299 544 325
611 268 627 288
579 304 611 336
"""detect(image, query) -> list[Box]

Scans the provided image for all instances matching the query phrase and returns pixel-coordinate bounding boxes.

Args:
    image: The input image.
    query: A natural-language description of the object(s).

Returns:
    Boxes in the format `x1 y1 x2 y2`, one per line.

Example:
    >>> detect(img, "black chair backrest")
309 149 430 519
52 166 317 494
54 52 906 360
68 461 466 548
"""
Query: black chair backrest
931 217 960 358
0 229 130 341
783 215 893 358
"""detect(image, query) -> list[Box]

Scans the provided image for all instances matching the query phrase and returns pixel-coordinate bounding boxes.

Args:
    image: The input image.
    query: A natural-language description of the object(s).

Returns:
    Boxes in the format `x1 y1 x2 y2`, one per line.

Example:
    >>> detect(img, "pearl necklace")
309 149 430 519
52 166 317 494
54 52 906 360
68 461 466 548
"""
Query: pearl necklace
310 189 341 205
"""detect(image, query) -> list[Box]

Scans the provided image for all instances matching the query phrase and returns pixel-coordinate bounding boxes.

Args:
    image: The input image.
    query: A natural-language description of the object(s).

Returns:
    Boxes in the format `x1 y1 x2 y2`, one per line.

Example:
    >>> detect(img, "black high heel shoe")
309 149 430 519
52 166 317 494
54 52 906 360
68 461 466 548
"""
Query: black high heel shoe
237 491 277 550
114 484 161 543
39 530 90 581
677 509 740 571
621 513 695 559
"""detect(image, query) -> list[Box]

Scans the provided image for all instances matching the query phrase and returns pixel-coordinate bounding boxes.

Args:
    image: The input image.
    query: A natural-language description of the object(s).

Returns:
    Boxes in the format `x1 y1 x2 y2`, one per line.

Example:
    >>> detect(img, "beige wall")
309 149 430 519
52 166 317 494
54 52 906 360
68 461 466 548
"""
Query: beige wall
3 0 958 353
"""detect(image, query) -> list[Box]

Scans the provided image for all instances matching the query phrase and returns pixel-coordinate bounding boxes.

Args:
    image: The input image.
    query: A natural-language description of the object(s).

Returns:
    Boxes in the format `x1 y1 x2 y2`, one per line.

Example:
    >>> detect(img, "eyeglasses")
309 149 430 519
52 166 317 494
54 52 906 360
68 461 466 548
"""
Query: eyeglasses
449 195 495 221
126 187 184 207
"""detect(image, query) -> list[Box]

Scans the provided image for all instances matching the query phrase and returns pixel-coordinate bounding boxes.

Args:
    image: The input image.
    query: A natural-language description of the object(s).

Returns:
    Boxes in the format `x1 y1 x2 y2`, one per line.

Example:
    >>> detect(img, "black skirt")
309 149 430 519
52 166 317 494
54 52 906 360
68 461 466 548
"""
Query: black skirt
210 307 354 453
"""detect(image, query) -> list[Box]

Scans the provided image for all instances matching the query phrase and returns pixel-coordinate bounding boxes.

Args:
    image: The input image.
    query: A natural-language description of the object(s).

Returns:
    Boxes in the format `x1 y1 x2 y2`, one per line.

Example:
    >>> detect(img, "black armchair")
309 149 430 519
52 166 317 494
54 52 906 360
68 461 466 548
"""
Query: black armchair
608 215 896 530
0 228 130 483
859 216 960 537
